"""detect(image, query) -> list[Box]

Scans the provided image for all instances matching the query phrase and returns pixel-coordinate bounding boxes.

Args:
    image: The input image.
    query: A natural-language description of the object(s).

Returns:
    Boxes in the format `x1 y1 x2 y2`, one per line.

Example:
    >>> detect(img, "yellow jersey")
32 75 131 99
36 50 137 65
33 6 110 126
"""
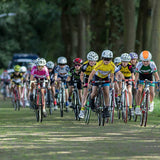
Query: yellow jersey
94 60 115 78
81 60 96 76
116 62 133 78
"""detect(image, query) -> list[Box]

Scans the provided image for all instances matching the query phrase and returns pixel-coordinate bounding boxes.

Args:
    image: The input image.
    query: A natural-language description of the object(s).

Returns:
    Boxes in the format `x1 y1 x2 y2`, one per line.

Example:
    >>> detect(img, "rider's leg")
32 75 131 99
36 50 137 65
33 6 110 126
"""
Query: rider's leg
149 86 155 112
128 85 132 109
90 86 97 109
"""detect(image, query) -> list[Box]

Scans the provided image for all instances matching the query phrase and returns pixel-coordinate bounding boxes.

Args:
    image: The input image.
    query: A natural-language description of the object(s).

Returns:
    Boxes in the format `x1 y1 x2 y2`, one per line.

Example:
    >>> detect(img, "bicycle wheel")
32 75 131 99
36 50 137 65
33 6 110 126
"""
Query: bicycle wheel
140 109 144 126
123 90 128 123
110 89 115 123
47 89 52 115
72 92 78 120
144 91 149 127
15 90 20 111
85 106 91 124
39 92 43 122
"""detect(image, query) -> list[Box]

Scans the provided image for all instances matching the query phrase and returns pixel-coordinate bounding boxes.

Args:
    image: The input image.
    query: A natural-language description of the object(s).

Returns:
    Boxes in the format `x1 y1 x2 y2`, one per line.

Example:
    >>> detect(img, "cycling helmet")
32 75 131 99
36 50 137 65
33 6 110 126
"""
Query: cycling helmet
37 58 46 66
46 61 54 69
57 56 67 64
14 65 21 72
129 52 138 60
114 57 121 64
101 50 113 58
87 51 99 61
73 58 83 64
140 50 152 61
34 58 40 65
20 66 27 73
121 53 131 61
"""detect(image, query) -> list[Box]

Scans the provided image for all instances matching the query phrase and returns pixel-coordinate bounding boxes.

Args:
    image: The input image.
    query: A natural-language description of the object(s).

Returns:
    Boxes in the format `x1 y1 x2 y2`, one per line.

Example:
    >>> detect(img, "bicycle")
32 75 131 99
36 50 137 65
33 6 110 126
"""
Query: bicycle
30 79 49 122
134 80 158 127
71 80 82 120
11 79 21 111
92 80 110 126
118 79 134 123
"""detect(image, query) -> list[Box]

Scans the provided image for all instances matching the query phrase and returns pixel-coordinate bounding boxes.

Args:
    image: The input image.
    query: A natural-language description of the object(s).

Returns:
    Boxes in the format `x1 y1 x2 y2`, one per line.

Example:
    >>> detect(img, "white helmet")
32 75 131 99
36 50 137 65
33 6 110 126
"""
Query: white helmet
34 58 40 65
20 66 27 72
87 51 99 61
46 61 54 69
114 57 121 64
37 58 46 66
140 50 152 61
121 53 131 62
57 57 67 64
101 50 113 58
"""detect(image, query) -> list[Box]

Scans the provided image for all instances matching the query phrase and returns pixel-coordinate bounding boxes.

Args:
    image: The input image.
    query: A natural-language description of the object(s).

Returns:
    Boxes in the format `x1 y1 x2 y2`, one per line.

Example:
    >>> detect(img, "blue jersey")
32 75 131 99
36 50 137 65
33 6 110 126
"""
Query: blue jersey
55 65 70 79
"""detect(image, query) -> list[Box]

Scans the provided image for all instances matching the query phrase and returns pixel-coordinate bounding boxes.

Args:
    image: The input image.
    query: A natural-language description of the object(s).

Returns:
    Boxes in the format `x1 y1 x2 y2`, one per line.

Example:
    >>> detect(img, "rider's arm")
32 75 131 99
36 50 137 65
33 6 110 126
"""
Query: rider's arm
154 72 159 81
131 73 135 80
54 73 58 81
135 72 139 84
87 70 96 84
30 74 34 81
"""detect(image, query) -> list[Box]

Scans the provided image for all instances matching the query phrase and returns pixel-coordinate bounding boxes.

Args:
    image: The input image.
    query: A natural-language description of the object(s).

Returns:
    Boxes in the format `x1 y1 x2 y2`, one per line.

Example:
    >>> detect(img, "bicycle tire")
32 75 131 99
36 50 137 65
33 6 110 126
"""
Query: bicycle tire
124 90 128 123
144 91 149 127
110 89 115 123
72 92 78 120
17 100 20 111
60 89 64 117
39 92 43 122
48 89 52 115
85 106 91 124
98 110 102 126
140 111 144 126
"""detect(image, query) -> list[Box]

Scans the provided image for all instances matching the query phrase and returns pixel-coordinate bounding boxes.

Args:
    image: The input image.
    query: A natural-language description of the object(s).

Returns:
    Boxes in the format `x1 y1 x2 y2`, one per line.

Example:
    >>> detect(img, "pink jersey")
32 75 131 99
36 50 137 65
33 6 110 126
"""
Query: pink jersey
31 66 49 79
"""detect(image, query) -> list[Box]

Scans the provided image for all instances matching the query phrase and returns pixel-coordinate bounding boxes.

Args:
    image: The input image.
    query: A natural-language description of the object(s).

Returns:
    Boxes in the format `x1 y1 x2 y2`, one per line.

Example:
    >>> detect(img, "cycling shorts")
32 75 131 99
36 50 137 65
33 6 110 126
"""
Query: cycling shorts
69 80 82 89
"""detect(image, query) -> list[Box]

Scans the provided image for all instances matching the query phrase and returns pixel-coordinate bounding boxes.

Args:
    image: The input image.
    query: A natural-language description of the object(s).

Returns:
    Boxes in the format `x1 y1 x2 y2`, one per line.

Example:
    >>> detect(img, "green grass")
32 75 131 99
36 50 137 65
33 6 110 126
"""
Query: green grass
0 98 160 160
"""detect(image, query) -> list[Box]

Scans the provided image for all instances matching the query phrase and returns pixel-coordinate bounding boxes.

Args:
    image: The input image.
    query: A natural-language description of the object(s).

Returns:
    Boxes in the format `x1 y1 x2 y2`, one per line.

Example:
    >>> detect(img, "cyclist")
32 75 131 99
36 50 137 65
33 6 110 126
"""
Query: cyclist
114 57 121 67
20 66 29 106
10 65 23 106
79 51 99 119
68 58 83 107
0 70 10 97
135 50 159 114
30 58 50 117
129 52 138 73
87 49 115 118
54 56 70 111
46 61 58 110
115 53 135 116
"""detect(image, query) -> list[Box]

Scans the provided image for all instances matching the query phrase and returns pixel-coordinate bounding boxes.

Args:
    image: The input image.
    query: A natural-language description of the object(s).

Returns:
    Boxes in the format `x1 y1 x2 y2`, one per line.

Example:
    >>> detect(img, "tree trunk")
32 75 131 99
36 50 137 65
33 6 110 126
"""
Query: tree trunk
150 0 160 73
90 0 107 55
123 0 136 52
135 0 153 53
78 12 86 59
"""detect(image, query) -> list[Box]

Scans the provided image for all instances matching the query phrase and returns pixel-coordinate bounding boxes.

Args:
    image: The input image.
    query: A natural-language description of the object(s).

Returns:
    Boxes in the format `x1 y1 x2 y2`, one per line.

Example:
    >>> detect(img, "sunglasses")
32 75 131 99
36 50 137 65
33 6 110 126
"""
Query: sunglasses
59 64 65 66
75 64 81 67
38 66 44 68
103 58 112 61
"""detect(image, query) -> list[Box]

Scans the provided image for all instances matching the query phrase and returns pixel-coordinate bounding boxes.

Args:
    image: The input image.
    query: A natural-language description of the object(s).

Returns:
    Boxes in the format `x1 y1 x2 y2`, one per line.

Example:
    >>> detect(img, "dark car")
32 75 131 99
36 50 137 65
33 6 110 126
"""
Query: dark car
8 53 39 69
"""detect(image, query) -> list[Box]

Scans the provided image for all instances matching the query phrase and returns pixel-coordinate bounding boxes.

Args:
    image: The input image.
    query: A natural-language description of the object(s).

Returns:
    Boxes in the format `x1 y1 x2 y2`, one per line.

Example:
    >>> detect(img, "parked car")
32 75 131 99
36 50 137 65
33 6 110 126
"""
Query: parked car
8 53 39 69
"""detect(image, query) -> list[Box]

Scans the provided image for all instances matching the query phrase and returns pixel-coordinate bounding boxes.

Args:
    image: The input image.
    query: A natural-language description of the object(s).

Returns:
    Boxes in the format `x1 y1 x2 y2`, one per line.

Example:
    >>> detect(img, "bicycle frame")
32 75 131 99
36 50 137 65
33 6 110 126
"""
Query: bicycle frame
12 83 20 111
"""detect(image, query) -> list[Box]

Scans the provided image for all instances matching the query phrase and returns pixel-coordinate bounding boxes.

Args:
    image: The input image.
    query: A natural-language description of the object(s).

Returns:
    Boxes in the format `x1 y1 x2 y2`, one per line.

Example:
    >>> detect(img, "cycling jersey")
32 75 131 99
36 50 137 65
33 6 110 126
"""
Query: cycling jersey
135 61 157 82
31 66 49 79
55 65 70 80
81 60 96 77
93 60 115 78
10 72 23 80
135 61 157 74
116 62 133 78
69 67 82 89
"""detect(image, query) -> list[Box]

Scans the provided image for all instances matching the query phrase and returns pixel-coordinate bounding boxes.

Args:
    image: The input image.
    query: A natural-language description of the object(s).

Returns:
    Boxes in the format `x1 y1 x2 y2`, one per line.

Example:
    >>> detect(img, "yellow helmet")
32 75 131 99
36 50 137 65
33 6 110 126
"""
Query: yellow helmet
14 65 21 72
